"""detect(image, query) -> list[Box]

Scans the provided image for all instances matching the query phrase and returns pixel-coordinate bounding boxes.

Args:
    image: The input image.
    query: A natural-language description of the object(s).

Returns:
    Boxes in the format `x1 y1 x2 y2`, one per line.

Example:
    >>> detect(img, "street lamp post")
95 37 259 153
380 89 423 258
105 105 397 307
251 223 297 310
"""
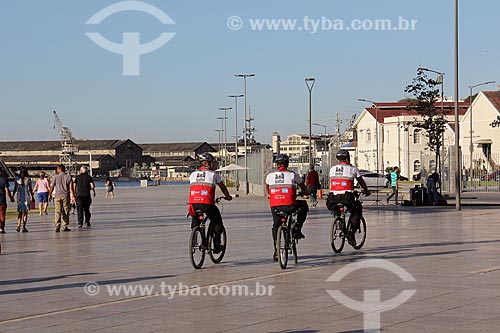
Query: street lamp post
228 94 244 193
359 98 383 205
216 117 226 164
235 74 255 195
214 129 223 162
305 78 316 165
312 122 327 154
468 81 495 180
454 0 460 210
219 107 232 166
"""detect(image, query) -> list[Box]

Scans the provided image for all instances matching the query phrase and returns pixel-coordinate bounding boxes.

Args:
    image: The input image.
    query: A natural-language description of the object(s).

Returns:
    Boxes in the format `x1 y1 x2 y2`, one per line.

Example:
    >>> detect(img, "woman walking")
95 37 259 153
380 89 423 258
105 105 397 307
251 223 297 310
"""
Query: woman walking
13 167 34 232
33 171 50 215
105 177 115 199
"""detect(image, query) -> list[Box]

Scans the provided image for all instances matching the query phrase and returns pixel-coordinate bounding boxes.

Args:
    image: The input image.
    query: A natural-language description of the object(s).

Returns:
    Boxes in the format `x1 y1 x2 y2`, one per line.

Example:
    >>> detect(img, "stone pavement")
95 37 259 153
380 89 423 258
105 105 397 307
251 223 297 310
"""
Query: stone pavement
1 185 500 332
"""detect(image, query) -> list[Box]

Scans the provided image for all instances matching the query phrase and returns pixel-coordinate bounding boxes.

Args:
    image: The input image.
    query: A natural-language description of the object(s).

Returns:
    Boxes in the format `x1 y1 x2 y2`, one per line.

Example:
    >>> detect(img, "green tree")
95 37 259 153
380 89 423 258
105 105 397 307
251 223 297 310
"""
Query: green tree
398 97 419 103
404 69 447 173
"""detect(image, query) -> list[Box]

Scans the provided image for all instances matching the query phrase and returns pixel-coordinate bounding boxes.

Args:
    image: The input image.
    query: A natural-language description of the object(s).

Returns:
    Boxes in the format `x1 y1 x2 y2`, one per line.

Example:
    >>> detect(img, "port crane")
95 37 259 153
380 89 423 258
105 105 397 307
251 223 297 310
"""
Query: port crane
52 110 78 175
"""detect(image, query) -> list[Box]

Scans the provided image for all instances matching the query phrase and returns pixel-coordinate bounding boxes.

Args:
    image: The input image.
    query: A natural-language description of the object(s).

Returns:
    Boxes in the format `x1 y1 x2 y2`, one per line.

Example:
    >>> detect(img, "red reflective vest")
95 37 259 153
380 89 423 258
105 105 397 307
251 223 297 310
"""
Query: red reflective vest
188 167 220 205
266 168 302 207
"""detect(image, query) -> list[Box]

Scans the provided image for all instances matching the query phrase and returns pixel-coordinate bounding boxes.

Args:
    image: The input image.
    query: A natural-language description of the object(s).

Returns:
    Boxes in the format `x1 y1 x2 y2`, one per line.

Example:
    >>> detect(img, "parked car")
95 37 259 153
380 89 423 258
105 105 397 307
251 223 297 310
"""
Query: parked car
480 170 500 181
355 171 390 188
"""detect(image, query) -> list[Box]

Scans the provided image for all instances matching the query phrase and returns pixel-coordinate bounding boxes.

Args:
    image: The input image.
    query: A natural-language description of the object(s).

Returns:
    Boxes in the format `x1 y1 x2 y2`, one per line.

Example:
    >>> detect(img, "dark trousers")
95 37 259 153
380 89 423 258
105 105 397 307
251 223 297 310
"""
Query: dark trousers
191 204 224 242
76 196 92 225
271 200 309 245
387 186 398 202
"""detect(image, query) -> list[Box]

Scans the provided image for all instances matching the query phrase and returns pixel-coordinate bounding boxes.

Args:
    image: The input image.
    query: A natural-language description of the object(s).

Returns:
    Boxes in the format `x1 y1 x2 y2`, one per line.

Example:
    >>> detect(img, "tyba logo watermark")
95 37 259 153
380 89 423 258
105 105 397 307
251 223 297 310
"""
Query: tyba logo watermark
85 1 176 76
326 259 416 333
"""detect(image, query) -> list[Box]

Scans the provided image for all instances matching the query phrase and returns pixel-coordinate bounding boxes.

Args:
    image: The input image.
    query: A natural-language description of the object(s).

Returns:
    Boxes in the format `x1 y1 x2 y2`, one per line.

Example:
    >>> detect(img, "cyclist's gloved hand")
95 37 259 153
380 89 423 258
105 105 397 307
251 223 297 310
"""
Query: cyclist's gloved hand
225 195 233 201
363 190 371 196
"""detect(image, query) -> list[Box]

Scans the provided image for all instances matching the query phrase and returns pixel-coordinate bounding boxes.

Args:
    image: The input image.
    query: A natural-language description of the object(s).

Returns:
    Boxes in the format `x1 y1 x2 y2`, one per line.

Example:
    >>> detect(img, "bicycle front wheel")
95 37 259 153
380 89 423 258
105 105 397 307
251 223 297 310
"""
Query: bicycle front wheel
330 217 345 254
209 226 227 264
189 227 205 269
352 216 367 250
277 225 288 269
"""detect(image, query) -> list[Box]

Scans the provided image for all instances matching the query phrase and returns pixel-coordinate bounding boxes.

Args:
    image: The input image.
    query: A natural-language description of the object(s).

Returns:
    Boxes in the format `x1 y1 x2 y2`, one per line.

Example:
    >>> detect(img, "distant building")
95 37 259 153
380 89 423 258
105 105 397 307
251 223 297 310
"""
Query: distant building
0 139 142 175
354 101 470 177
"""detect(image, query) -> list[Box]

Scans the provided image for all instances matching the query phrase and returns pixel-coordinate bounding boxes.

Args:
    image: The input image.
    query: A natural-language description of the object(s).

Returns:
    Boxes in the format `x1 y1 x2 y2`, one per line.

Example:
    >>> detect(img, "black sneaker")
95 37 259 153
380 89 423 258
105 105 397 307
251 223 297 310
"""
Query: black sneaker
293 228 305 239
0 230 5 234
55 228 60 233
212 244 223 254
86 223 91 228
78 224 83 228
63 228 71 232
347 233 356 246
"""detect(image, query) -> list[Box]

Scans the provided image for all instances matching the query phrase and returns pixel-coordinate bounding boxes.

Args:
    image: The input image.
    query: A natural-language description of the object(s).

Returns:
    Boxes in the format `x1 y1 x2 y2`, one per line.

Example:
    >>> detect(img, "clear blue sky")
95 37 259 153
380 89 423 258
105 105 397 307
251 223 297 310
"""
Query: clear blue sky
1 0 499 144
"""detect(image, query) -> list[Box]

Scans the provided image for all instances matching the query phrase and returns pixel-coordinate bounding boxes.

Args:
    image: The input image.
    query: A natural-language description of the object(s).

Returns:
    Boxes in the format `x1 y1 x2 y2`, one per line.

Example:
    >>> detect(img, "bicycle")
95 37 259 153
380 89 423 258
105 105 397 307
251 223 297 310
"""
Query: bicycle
274 205 304 269
188 197 227 269
330 191 367 253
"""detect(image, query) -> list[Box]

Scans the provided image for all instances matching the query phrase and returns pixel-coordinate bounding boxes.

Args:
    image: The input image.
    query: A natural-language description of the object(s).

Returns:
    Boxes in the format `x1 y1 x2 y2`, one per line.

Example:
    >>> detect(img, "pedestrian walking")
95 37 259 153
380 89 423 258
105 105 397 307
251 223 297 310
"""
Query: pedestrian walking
105 177 114 199
74 166 96 228
33 171 50 215
0 168 15 234
427 171 440 206
48 165 75 232
12 167 34 232
386 166 399 205
305 164 320 207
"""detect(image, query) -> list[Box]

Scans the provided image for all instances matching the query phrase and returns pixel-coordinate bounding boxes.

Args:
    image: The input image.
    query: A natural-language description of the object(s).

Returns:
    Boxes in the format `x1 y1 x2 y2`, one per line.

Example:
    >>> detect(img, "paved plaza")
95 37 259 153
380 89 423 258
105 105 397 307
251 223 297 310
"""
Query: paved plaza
1 185 500 332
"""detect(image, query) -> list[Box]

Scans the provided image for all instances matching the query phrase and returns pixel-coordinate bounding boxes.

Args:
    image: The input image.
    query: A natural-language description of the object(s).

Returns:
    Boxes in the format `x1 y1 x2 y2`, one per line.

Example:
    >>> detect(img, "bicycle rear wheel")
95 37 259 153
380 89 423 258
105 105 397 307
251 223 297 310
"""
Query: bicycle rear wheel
352 216 367 250
277 225 288 269
330 217 345 253
209 226 227 263
189 227 205 269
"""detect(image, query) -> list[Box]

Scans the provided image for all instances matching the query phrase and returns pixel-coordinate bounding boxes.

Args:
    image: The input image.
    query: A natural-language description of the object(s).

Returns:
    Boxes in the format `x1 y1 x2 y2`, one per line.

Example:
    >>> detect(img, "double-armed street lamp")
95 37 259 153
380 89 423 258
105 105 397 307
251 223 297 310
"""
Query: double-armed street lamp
305 78 316 165
234 74 255 194
228 94 244 193
219 107 232 166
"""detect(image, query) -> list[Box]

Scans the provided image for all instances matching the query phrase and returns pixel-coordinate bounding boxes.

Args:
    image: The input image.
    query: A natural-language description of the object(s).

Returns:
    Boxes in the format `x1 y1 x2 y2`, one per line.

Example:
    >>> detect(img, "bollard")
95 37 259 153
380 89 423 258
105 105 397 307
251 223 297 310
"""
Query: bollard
318 188 323 199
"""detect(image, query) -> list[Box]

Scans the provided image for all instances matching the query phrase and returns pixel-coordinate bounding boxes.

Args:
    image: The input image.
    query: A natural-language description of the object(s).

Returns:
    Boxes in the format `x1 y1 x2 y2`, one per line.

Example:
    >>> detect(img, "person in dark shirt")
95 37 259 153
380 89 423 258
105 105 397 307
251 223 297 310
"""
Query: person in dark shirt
0 168 15 234
73 166 96 228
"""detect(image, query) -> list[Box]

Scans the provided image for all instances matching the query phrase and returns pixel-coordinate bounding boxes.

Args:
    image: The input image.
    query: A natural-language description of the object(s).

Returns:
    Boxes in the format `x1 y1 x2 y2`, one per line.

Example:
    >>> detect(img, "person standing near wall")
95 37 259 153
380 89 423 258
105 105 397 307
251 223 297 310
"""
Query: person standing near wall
386 166 399 205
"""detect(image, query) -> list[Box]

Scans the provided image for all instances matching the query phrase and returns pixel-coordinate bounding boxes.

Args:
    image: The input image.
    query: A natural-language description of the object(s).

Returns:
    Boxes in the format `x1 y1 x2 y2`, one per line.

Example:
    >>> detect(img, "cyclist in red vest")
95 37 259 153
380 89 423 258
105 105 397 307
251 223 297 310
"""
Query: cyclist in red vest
327 150 370 245
265 154 309 260
188 153 232 253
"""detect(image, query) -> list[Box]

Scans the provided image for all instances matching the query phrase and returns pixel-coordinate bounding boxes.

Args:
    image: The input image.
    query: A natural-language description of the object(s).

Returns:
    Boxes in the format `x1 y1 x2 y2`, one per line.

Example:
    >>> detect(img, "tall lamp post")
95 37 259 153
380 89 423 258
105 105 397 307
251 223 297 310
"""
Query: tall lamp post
214 129 223 162
216 117 226 165
228 94 244 193
305 78 316 165
235 74 255 194
468 81 495 180
454 0 461 210
219 107 232 166
359 98 383 205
